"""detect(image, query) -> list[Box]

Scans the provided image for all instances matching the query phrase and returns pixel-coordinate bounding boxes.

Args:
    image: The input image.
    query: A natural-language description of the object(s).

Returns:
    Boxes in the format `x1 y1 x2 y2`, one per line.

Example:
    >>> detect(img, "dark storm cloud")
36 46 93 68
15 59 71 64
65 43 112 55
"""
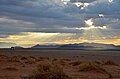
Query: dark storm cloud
0 0 80 20
0 0 120 36
0 0 85 35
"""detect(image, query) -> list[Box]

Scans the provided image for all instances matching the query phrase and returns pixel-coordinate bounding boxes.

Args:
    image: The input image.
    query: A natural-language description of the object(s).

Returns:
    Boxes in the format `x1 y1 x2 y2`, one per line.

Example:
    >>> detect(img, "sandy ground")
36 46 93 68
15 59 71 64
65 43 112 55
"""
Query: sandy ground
0 49 120 79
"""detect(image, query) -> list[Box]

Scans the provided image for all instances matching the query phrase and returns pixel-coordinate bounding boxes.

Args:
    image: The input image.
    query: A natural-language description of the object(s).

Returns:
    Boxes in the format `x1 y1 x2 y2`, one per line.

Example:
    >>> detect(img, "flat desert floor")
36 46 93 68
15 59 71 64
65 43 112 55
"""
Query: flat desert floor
0 49 120 79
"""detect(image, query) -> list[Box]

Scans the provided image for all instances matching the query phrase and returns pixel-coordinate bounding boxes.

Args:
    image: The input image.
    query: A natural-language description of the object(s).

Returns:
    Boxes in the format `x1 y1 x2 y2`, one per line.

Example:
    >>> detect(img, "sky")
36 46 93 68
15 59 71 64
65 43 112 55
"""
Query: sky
0 0 120 48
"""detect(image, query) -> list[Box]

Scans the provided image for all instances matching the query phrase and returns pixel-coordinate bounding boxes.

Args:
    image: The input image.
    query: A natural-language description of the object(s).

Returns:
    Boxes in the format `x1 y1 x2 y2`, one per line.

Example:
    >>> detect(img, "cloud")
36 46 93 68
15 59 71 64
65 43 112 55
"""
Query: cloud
70 0 96 3
84 0 120 15
0 0 86 35
83 0 120 29
0 0 120 37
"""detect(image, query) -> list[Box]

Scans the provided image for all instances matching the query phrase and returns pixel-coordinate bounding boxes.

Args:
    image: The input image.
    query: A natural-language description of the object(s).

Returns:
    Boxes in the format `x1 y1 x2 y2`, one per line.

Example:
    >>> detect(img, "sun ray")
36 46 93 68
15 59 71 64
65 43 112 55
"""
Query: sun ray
76 19 109 43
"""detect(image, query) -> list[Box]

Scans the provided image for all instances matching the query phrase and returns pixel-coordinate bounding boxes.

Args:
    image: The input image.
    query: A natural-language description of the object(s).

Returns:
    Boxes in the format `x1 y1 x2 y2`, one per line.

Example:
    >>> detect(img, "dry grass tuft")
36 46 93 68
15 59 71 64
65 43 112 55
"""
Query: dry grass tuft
21 57 28 60
78 62 113 79
35 57 44 62
24 58 36 64
7 56 20 62
36 57 49 62
28 63 71 79
103 60 119 66
0 54 8 58
0 54 8 61
69 61 82 66
79 62 107 73
29 56 36 60
59 59 66 66
20 56 36 64
93 60 103 65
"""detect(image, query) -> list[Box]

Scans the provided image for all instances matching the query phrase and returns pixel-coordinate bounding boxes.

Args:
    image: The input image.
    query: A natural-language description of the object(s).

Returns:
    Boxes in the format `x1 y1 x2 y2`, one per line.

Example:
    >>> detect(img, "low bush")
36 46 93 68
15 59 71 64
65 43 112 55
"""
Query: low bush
29 63 71 79
79 63 106 73
103 60 119 66
69 61 82 66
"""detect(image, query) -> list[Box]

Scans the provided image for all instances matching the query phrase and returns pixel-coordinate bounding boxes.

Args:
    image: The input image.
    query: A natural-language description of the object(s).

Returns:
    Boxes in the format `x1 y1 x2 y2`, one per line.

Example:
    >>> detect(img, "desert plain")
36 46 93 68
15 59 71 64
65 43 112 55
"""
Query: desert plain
0 48 120 79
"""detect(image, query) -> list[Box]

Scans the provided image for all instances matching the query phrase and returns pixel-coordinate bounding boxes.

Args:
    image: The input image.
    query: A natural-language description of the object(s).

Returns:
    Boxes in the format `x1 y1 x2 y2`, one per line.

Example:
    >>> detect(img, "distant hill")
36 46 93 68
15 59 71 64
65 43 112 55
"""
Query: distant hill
79 43 116 49
59 44 93 48
31 43 120 50
31 44 60 48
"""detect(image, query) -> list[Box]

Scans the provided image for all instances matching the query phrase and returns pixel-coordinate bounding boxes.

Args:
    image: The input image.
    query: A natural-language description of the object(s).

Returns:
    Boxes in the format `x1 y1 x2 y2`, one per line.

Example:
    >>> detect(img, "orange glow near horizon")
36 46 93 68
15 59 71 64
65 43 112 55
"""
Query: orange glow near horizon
0 32 120 47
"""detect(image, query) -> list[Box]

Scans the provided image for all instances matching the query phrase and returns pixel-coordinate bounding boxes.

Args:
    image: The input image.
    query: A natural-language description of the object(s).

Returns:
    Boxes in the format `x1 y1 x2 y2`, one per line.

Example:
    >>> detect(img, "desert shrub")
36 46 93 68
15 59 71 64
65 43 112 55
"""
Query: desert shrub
69 61 82 66
36 57 49 62
103 60 119 66
8 56 20 62
81 56 84 58
52 58 58 62
79 62 107 73
39 57 49 60
52 59 66 66
0 54 8 61
29 56 36 59
61 59 71 62
59 59 66 66
0 54 8 58
24 58 36 64
73 56 79 58
20 56 36 64
21 57 28 60
94 60 103 65
28 63 71 79
3 66 18 71
35 57 44 62
79 62 113 78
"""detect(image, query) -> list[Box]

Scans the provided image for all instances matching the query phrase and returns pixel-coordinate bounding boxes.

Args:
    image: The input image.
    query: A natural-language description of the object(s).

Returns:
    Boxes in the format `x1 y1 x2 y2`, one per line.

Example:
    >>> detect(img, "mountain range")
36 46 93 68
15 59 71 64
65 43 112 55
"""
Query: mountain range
31 43 120 50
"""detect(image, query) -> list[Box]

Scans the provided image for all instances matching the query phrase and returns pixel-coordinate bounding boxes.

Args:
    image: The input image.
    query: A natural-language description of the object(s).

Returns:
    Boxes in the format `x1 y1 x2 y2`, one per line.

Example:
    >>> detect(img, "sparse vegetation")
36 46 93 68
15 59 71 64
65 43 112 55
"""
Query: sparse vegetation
35 57 44 62
78 62 113 78
36 57 49 62
28 63 71 79
7 56 20 62
20 56 36 64
24 58 36 64
0 54 119 79
103 60 119 66
79 62 106 73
